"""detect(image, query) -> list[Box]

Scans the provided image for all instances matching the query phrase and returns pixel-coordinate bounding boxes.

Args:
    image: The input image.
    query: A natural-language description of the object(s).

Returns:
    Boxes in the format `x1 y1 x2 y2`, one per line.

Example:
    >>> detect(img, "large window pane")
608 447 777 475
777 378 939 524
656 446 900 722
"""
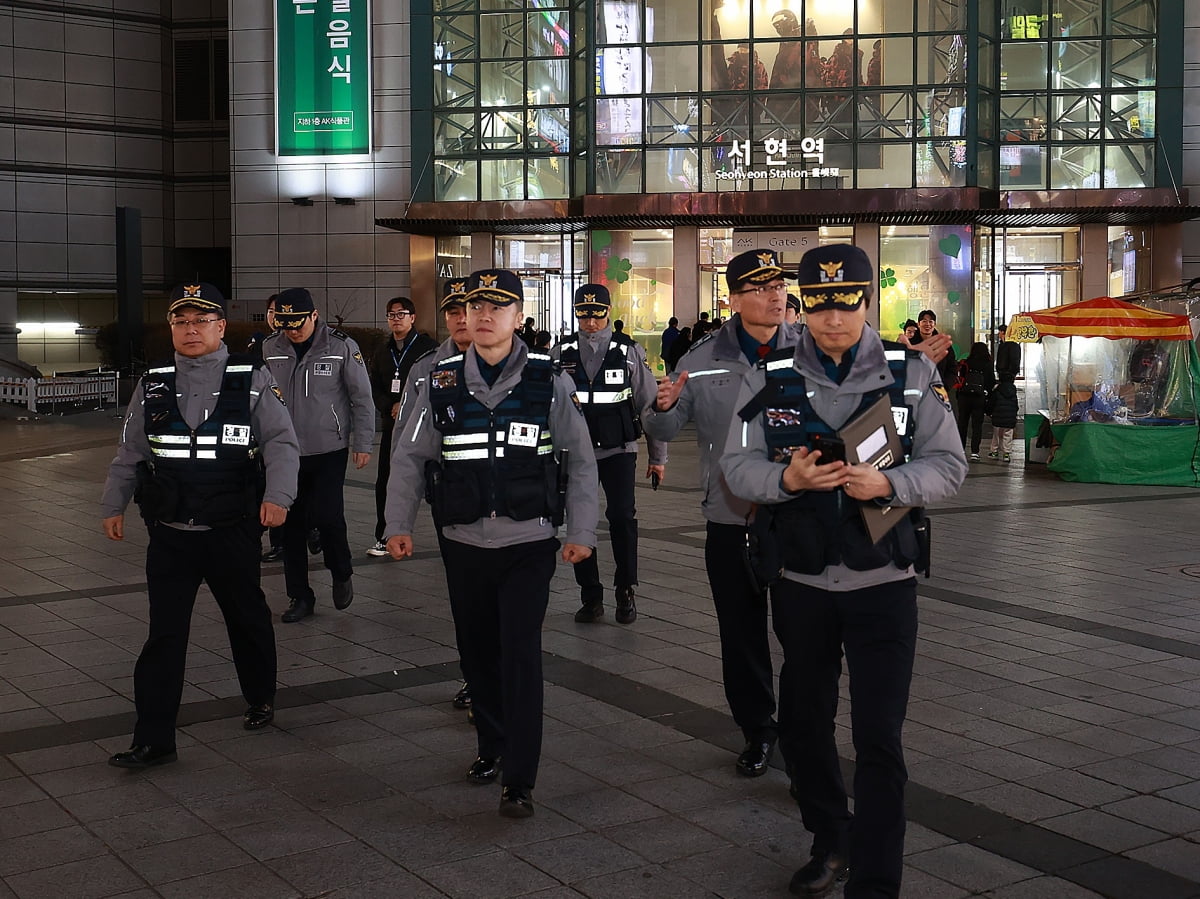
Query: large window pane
1001 43 1048 91
480 158 525 199
1109 37 1155 88
647 0 698 43
1053 41 1101 91
527 157 568 198
1049 144 1098 188
1108 91 1154 139
1053 0 1101 35
856 143 912 187
530 107 570 152
1107 0 1156 35
480 13 524 56
1051 92 1101 140
435 16 477 60
435 111 477 153
860 91 913 139
917 141 969 186
646 147 700 191
1104 142 1153 187
435 159 477 201
528 59 568 102
595 148 643 191
647 96 700 144
1000 143 1046 186
481 60 523 105
647 45 701 94
917 33 967 85
434 62 476 107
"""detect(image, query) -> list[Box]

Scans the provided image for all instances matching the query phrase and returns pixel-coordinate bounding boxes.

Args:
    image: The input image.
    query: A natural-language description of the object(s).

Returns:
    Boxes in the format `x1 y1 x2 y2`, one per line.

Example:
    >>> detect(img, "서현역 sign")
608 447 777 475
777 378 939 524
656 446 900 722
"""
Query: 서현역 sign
276 0 372 156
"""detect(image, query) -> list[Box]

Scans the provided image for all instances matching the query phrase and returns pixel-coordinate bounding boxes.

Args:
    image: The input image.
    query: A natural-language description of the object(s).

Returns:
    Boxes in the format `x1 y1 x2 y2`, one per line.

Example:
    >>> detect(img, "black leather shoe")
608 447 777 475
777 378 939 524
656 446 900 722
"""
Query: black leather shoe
307 528 322 555
736 738 776 778
615 587 637 624
281 597 314 623
332 576 354 610
788 852 849 896
453 683 472 709
243 704 274 730
498 786 535 818
574 600 604 623
466 756 500 784
109 744 177 769
261 545 284 563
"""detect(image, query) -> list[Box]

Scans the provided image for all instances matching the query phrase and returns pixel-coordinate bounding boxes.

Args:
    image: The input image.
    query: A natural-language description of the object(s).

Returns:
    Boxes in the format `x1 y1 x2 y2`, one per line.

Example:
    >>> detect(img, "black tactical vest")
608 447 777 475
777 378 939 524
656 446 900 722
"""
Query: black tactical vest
426 352 561 527
558 333 641 449
136 354 265 527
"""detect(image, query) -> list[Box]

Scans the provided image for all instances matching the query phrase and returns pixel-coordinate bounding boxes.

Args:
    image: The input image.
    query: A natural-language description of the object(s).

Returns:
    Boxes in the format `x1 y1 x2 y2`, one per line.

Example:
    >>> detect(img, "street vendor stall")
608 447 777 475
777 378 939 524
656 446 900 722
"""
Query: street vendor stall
1008 297 1200 486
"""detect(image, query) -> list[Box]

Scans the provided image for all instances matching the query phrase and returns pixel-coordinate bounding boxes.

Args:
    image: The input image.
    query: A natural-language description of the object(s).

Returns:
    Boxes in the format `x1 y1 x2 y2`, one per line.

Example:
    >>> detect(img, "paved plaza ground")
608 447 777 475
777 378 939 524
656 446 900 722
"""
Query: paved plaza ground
1 407 1199 898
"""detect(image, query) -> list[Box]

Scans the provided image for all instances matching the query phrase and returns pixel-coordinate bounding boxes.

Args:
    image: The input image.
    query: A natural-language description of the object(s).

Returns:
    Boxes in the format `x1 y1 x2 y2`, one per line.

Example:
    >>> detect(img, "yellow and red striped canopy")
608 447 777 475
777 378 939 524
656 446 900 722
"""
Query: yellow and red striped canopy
1010 296 1192 342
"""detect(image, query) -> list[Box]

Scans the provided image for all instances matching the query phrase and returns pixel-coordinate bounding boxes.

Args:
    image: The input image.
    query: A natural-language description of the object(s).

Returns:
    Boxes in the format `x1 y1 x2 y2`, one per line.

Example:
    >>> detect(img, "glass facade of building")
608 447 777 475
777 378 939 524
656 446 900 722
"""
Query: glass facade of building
423 0 1163 200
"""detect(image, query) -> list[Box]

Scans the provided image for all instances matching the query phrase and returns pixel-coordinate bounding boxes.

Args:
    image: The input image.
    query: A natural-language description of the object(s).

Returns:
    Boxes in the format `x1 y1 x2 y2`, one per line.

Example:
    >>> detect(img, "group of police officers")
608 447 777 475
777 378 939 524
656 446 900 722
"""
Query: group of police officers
101 244 965 897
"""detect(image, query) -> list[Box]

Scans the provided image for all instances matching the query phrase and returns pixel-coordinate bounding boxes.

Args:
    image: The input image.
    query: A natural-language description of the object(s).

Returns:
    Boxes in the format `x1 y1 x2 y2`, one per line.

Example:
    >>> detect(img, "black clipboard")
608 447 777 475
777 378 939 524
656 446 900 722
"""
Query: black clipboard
839 394 910 544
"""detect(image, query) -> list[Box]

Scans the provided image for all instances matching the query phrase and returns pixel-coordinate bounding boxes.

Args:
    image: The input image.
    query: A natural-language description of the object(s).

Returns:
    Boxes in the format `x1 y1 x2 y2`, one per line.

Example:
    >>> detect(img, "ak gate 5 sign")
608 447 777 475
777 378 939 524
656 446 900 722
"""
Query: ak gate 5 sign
275 0 372 157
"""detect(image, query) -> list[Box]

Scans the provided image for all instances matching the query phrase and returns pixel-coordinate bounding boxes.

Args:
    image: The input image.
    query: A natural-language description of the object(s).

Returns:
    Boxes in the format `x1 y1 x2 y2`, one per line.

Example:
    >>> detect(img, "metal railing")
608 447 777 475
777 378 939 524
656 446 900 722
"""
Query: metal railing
0 373 119 413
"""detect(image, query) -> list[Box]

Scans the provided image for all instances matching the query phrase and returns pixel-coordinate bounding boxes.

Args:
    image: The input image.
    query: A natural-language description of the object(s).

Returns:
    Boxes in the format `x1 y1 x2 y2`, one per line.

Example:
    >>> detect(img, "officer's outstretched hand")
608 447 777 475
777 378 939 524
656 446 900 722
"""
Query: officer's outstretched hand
562 543 592 564
781 447 850 493
386 535 413 560
260 502 288 528
353 452 371 470
904 332 951 364
102 514 124 541
655 371 688 411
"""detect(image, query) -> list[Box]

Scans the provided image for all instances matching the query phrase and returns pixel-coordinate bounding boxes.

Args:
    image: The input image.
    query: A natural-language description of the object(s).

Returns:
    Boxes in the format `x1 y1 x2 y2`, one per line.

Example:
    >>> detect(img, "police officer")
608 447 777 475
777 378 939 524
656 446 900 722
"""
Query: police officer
721 245 966 898
785 291 802 326
385 269 599 819
100 282 299 768
644 249 799 778
367 296 437 556
552 284 666 624
262 287 374 622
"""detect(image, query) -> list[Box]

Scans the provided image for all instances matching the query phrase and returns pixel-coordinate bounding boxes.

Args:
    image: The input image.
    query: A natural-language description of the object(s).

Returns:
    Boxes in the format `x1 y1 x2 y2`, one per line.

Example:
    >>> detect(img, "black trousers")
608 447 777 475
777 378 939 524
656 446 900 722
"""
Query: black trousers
705 522 777 743
283 448 353 604
574 451 638 601
956 392 987 454
134 520 277 746
771 577 918 899
373 421 394 542
442 536 557 790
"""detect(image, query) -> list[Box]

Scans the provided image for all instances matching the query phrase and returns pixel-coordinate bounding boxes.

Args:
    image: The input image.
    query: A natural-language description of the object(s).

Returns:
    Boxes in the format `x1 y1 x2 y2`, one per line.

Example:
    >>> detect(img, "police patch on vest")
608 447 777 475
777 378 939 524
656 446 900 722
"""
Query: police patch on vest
314 362 334 377
766 407 805 428
604 368 624 385
432 369 458 389
931 384 952 411
143 380 170 399
507 421 540 448
222 424 251 446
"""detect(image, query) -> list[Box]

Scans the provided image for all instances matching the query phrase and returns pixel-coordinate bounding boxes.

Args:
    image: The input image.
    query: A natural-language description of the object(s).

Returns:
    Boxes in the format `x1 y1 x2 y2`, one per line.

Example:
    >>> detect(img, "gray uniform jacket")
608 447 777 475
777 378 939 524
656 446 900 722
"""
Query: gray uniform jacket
385 339 600 550
100 344 300 524
551 327 668 465
721 324 967 591
396 336 460 429
643 315 800 526
262 323 375 456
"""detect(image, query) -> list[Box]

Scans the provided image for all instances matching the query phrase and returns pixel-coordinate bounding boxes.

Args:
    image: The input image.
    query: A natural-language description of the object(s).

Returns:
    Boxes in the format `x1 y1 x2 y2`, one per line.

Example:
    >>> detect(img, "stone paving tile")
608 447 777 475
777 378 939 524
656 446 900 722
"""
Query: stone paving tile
905 842 1044 893
1039 808 1168 854
3 855 147 899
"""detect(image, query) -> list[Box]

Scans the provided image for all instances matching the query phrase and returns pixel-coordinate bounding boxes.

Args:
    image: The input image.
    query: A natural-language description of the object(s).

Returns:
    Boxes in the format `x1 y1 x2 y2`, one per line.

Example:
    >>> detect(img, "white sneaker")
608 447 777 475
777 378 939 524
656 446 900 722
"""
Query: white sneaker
970 453 980 461
367 540 389 557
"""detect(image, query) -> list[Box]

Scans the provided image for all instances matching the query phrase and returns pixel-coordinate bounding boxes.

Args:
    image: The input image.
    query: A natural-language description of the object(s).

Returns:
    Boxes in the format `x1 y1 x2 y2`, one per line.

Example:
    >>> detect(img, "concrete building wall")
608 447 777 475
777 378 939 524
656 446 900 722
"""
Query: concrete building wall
227 2 415 329
0 0 230 370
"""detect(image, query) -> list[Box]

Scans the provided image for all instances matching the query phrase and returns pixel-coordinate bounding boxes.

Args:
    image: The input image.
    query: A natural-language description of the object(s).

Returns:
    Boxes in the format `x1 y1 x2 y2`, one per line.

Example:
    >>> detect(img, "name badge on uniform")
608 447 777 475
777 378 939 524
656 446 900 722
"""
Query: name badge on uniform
222 424 251 446
391 378 404 393
313 362 334 377
892 405 910 435
507 421 540 448
604 368 624 385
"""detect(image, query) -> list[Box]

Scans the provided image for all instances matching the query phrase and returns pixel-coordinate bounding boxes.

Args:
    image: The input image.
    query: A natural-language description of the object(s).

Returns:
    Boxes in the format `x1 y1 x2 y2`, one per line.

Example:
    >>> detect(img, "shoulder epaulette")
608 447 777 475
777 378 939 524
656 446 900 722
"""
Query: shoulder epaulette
685 331 717 353
330 328 349 341
411 346 437 365
225 352 263 370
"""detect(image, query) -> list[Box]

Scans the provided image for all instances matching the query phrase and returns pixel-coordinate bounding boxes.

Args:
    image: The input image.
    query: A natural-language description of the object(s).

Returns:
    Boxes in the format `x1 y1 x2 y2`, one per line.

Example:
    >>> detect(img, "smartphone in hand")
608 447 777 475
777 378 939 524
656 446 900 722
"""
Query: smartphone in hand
810 434 847 465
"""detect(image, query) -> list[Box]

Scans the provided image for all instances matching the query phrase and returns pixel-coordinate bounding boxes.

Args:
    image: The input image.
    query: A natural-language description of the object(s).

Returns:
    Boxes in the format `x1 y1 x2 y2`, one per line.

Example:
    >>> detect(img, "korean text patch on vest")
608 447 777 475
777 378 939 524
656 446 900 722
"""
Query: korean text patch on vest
604 368 625 385
313 362 335 377
892 405 910 436
222 424 251 446
507 421 540 448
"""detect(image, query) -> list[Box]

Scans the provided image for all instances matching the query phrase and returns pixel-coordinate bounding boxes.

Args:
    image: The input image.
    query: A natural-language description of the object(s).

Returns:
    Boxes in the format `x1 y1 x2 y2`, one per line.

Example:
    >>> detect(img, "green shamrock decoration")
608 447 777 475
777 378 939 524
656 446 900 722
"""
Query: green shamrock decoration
592 230 613 251
947 290 960 304
606 256 633 284
880 267 897 289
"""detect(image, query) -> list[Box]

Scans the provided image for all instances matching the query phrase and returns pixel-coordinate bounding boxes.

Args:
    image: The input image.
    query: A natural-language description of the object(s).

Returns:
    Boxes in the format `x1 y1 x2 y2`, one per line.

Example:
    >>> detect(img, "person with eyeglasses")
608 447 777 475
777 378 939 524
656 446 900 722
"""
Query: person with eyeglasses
643 249 801 781
384 268 600 819
261 287 375 623
721 244 966 898
551 283 667 625
367 297 437 557
99 282 300 768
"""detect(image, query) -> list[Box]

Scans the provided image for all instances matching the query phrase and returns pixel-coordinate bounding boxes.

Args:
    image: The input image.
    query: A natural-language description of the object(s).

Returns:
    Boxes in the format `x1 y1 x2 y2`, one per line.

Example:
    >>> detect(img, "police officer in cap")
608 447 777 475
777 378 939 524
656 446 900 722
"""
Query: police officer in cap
385 268 599 819
101 282 299 767
552 284 666 624
785 291 802 326
722 245 966 898
644 249 799 778
262 287 374 622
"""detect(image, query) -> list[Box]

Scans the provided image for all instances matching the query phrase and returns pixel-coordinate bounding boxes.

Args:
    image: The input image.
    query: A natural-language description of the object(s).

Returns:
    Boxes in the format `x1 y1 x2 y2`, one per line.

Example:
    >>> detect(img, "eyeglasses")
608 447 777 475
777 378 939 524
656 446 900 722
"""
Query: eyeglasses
734 283 787 298
386 311 414 320
169 317 222 329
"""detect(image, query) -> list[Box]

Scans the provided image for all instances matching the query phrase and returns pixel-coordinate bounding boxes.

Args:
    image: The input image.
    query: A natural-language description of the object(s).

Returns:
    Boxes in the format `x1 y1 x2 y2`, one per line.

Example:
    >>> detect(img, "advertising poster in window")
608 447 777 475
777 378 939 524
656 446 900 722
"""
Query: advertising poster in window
276 0 372 156
597 1 651 145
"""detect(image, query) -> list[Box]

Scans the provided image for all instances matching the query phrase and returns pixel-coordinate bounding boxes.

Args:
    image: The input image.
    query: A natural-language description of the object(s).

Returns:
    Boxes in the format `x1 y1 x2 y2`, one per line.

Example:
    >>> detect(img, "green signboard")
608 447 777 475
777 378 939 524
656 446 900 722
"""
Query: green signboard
275 0 372 156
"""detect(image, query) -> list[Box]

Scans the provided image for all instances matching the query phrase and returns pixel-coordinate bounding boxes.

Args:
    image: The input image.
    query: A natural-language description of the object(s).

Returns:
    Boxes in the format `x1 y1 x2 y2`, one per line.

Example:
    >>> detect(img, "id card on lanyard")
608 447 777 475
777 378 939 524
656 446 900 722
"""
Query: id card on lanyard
390 335 417 394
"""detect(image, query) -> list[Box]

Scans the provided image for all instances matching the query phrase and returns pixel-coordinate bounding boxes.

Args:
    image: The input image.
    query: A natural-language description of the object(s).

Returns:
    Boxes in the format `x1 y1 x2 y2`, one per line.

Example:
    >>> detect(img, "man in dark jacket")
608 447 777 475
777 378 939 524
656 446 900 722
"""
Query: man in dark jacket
367 296 437 556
